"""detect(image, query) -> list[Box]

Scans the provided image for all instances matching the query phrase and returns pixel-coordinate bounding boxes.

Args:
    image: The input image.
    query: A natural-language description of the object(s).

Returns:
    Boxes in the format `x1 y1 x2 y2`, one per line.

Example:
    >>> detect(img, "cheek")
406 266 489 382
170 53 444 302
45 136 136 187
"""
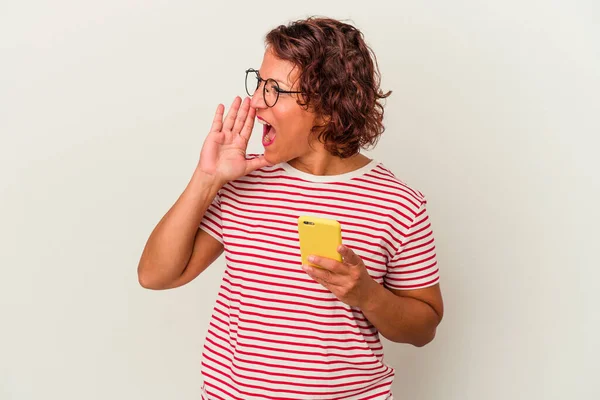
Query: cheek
274 107 315 139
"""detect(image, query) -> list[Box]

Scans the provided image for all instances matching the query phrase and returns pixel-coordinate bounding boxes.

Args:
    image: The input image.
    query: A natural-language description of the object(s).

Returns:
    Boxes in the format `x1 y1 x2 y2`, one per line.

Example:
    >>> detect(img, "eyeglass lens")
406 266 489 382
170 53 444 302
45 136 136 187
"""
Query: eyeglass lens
245 70 279 107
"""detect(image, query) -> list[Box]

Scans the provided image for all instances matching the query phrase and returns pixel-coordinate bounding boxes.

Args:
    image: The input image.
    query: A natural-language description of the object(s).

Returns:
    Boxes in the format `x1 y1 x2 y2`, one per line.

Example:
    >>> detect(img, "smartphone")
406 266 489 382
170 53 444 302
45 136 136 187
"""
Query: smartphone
297 215 342 268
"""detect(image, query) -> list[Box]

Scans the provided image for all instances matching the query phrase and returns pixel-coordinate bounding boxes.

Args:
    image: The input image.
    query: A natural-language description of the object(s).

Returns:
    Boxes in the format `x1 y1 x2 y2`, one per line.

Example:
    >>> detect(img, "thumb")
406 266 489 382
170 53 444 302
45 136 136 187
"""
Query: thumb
244 155 272 175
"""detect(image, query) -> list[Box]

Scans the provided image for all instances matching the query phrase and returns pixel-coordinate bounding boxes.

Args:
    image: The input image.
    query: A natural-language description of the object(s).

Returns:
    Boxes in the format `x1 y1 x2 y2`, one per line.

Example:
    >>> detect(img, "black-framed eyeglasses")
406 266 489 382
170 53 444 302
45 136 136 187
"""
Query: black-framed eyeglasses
245 68 302 108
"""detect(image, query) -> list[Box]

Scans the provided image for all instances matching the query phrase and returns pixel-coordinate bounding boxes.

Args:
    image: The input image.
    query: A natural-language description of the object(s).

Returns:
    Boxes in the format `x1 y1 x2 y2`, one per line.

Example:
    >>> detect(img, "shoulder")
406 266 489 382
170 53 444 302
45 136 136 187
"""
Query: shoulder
366 161 426 202
357 162 427 227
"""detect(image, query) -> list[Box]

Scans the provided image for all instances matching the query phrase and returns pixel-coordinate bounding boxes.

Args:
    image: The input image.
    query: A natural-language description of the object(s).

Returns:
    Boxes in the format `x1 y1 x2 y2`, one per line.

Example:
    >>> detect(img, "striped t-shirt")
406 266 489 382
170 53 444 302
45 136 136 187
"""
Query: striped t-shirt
199 154 440 399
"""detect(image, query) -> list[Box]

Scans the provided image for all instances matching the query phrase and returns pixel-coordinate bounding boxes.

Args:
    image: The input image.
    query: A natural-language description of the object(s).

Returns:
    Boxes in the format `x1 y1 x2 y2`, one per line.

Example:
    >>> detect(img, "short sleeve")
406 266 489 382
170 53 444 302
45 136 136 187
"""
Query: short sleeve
384 200 440 290
199 189 223 244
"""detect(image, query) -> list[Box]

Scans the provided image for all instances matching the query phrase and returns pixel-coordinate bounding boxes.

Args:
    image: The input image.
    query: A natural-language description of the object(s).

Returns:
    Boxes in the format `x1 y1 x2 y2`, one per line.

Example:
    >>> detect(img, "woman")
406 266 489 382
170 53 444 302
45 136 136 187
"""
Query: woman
138 17 443 400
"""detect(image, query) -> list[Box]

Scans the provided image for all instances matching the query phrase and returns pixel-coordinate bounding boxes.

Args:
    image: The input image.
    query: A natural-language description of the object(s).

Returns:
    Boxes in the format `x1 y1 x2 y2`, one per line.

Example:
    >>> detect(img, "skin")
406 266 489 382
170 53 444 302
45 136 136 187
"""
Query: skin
250 47 373 175
215 48 444 347
303 246 443 347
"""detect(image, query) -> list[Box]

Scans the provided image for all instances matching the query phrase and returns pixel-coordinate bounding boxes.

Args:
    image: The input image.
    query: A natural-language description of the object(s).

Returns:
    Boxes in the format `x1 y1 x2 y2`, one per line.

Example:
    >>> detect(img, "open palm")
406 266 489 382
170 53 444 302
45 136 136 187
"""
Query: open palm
198 97 270 184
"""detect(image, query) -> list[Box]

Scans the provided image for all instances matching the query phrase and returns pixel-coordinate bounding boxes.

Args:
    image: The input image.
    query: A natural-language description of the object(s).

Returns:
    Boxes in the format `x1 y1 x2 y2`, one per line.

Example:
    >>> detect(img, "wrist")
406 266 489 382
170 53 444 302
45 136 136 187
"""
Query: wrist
358 277 385 313
191 167 225 191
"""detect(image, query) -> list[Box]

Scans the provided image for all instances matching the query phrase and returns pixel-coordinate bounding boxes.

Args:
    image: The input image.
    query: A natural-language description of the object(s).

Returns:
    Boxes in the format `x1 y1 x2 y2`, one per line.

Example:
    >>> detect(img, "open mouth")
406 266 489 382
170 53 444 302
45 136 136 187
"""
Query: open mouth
257 117 276 146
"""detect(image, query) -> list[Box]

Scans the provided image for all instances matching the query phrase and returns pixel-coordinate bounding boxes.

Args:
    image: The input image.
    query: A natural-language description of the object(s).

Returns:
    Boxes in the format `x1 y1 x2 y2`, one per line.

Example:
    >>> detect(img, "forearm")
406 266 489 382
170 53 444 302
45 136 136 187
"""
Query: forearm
360 282 441 347
138 168 223 285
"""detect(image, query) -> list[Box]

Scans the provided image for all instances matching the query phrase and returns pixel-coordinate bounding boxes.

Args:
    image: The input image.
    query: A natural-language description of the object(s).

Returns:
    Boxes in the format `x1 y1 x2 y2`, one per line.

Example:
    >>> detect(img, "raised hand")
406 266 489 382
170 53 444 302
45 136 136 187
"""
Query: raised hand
198 96 270 185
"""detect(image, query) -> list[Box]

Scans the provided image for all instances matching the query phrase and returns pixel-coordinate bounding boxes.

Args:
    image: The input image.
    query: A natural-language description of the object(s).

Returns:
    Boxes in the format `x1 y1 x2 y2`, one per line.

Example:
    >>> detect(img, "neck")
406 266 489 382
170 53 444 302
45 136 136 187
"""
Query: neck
286 151 371 176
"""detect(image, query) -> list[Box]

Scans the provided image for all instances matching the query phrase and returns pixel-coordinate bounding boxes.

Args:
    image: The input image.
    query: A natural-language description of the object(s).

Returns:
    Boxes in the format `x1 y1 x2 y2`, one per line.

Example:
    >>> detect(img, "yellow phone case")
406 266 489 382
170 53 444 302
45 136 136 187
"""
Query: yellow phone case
298 216 342 268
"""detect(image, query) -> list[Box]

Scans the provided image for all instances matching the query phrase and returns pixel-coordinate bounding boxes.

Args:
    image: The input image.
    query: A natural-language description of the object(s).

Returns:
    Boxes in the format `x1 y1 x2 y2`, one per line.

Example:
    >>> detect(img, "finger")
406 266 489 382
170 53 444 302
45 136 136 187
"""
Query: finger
312 276 334 290
307 255 347 275
337 245 361 266
244 154 272 175
239 106 257 142
302 264 342 287
232 97 250 134
210 104 225 133
223 96 242 132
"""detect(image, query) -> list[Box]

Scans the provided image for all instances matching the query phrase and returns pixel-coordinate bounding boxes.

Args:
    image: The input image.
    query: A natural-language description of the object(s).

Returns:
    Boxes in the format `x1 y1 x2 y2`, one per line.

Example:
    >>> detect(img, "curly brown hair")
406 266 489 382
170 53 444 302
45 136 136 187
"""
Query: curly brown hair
265 17 391 158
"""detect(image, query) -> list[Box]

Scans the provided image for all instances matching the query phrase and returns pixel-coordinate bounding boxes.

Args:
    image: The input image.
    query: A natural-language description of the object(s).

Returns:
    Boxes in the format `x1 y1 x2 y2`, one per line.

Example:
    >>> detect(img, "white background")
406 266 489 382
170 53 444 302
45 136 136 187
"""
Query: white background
1 1 599 399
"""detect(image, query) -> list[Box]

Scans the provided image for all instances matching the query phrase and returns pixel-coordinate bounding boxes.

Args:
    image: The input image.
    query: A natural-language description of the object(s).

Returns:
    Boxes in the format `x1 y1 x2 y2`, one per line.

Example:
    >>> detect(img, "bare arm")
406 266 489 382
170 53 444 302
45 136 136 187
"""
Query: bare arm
137 169 224 290
360 283 444 346
302 246 444 347
137 97 270 290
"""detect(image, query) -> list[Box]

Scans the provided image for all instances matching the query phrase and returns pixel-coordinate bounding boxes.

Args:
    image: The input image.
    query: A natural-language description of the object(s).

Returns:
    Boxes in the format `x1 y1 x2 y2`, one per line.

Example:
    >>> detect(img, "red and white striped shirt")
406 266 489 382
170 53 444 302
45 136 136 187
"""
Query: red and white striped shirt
199 155 439 399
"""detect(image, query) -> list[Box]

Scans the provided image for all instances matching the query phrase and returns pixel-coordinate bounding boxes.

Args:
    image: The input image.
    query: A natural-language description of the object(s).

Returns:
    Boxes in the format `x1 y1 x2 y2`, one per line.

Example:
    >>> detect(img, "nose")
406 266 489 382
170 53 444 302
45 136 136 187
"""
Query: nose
250 85 268 109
